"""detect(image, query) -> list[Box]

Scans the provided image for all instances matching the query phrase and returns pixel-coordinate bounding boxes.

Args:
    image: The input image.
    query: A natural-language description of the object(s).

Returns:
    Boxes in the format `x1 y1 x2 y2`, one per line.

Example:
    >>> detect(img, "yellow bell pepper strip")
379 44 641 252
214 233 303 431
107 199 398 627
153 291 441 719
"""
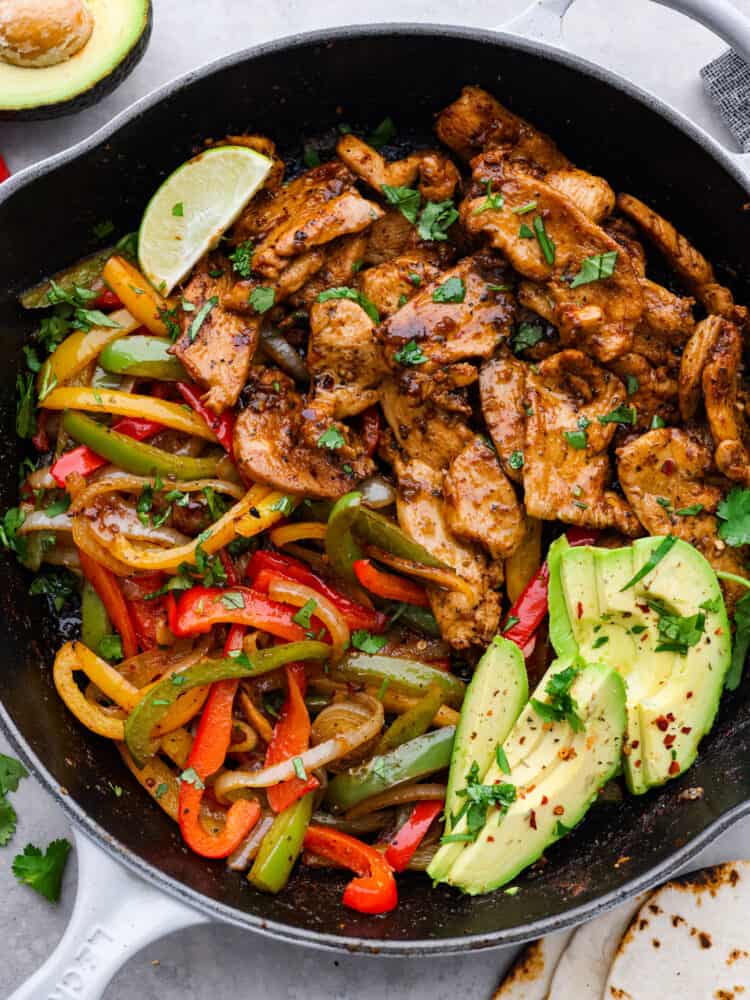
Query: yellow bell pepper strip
125 640 330 766
108 485 275 573
62 411 220 481
100 336 187 381
41 387 219 441
118 743 180 821
331 653 465 708
375 683 445 756
504 517 543 604
102 255 173 336
248 792 315 893
269 522 328 547
53 643 126 739
37 308 139 392
325 492 364 584
326 727 455 812
178 680 261 858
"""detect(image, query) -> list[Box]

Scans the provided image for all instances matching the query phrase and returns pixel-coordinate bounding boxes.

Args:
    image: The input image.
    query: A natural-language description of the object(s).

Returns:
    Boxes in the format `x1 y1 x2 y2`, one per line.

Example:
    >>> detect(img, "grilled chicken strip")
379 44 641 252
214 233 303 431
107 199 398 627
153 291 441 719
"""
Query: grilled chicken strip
702 318 750 485
382 253 515 370
336 134 461 202
233 369 373 498
380 376 473 470
443 437 526 559
307 298 387 420
478 351 527 484
174 269 259 414
678 314 723 421
394 457 502 648
288 234 369 309
617 192 735 316
617 426 748 610
608 353 678 430
359 254 441 319
463 152 642 362
545 168 615 224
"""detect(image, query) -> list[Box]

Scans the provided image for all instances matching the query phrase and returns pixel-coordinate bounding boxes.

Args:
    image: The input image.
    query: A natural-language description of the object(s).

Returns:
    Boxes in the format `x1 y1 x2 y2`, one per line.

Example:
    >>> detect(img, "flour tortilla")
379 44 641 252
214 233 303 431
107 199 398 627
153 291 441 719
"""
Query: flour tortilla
547 893 650 1000
604 860 750 1000
492 931 573 1000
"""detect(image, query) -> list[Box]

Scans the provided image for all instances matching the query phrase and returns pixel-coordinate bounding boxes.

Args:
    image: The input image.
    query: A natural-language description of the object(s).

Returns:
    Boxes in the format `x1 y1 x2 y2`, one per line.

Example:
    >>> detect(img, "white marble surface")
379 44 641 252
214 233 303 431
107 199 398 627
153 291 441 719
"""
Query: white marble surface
3 1 750 997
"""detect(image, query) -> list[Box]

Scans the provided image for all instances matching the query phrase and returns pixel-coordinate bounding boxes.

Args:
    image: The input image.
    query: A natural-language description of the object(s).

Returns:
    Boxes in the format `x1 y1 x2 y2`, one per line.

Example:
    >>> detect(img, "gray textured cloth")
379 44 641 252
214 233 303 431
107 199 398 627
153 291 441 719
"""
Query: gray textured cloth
701 48 750 152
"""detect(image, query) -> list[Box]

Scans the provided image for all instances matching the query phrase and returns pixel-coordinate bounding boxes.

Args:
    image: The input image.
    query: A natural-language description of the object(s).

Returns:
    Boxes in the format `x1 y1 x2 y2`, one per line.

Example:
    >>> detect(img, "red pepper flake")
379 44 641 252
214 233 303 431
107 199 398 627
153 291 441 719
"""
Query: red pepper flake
654 716 669 732
635 760 642 768
668 760 680 775
631 740 640 749
577 601 583 620
681 726 692 734
664 734 676 748
553 805 565 816
637 603 651 614
661 459 676 475
666 713 675 722
529 810 537 830
540 795 549 806
487 835 495 843
686 691 693 699
714 628 723 636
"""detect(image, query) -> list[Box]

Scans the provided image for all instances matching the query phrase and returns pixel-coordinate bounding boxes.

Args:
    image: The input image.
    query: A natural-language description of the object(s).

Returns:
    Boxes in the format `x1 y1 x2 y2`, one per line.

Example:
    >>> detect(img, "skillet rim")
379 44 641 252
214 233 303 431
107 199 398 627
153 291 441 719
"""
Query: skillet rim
1 20 750 957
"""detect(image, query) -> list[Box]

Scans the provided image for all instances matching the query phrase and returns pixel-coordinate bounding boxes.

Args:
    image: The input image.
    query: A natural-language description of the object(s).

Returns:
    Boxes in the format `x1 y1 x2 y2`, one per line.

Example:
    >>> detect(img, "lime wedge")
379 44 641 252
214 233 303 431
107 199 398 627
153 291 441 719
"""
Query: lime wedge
138 146 272 294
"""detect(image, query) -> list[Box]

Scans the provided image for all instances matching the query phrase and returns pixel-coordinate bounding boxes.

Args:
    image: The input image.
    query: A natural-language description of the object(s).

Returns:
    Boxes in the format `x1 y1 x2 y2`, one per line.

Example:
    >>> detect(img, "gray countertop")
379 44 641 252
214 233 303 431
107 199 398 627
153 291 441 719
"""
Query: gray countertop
2 1 750 997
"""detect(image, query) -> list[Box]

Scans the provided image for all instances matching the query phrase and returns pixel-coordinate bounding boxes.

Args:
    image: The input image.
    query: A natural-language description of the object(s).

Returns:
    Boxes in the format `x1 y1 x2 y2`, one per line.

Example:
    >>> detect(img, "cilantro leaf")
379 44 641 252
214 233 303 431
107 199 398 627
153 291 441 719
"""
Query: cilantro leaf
417 199 458 242
16 372 36 440
473 180 504 215
0 507 27 559
0 753 28 796
393 340 427 366
508 450 524 470
432 276 465 304
0 796 17 847
495 744 511 774
717 488 750 547
366 117 396 149
620 535 677 591
316 286 379 323
531 665 584 732
597 404 637 426
511 321 544 354
292 598 318 629
569 251 618 288
646 598 706 656
450 760 516 840
317 425 345 450
28 570 77 613
187 296 218 341
12 839 72 902
352 629 388 654
382 184 421 224
229 240 254 278
178 767 205 790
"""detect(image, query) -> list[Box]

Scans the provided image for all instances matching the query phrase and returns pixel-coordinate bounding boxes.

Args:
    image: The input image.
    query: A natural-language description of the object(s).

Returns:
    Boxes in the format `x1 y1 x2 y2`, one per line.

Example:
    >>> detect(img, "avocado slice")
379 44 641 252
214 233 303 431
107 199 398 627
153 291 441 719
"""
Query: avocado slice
434 659 626 894
0 1 152 121
428 636 527 882
547 535 731 794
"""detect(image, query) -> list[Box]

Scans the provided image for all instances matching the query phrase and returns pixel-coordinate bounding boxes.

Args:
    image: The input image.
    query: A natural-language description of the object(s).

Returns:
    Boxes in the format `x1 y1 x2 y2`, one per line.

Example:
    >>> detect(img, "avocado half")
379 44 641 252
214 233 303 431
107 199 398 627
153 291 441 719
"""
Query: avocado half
0 0 152 121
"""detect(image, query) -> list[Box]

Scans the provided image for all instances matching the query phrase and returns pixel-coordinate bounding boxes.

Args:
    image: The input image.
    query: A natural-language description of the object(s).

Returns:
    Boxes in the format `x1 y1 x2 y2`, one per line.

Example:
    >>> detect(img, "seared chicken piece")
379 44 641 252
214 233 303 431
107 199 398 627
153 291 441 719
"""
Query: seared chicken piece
363 209 421 266
435 85 570 171
463 153 642 362
307 298 387 420
232 161 383 280
380 376 473 469
633 279 695 366
288 234 369 309
382 253 515 370
479 352 527 484
617 192 735 316
603 217 647 276
221 249 326 313
617 427 748 609
359 254 442 319
608 353 678 430
337 135 461 201
678 315 723 421
443 438 526 559
545 168 615 223
174 269 259 414
233 369 373 498
523 350 641 535
394 457 502 648
702 318 750 485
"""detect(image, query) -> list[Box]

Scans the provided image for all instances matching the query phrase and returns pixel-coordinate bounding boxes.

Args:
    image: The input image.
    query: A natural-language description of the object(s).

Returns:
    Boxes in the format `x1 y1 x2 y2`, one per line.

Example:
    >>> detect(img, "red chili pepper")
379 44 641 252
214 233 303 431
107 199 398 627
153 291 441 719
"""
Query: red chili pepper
385 799 444 872
176 382 235 455
501 528 600 650
265 664 319 813
361 405 381 458
173 585 312 643
178 679 260 857
79 552 138 659
248 550 386 632
0 156 10 183
353 559 429 607
50 417 164 487
303 825 398 914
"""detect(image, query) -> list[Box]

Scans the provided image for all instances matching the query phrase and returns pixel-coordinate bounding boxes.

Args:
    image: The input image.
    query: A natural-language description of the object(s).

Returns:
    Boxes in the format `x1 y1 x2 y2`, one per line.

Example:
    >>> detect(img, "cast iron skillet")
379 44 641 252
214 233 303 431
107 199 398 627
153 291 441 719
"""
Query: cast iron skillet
2 1 750 959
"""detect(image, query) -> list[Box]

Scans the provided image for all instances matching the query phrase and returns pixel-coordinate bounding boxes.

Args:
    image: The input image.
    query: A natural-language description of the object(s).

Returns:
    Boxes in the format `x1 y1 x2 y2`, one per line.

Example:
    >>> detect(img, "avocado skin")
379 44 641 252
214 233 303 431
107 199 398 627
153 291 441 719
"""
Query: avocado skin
0 1 153 121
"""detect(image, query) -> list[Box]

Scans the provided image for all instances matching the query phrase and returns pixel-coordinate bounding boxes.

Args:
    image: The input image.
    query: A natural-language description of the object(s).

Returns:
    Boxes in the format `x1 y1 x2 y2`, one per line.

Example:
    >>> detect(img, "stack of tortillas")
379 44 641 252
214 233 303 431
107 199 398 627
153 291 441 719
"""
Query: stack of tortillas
493 861 750 1000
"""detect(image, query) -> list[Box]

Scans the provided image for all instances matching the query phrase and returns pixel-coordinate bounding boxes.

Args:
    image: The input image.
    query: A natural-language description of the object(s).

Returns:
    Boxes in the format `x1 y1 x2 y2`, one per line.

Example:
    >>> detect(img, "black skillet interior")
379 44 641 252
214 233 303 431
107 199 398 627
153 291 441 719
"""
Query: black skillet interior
1 26 750 952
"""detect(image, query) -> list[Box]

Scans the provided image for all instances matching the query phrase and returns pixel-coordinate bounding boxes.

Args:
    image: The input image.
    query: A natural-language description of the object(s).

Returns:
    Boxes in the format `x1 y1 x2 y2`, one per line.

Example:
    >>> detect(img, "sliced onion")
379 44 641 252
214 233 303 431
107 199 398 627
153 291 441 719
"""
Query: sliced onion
227 813 274 871
25 466 56 491
213 693 383 800
260 324 309 382
17 511 72 534
71 515 136 576
42 543 81 569
89 499 190 548
268 578 349 664
311 698 379 771
360 475 397 509
345 782 447 820
311 809 393 835
227 719 258 754
119 636 212 688
70 473 243 514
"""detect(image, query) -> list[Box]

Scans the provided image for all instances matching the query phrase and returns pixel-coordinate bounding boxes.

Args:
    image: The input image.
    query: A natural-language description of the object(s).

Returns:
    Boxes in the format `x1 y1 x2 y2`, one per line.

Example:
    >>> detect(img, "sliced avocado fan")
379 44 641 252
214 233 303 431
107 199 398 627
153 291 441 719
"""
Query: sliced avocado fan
547 535 731 794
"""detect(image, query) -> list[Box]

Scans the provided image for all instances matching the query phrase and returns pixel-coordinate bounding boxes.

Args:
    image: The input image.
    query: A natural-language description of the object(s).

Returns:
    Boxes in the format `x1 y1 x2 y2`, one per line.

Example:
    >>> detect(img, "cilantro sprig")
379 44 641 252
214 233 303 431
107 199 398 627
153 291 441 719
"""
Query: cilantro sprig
531 665 584 732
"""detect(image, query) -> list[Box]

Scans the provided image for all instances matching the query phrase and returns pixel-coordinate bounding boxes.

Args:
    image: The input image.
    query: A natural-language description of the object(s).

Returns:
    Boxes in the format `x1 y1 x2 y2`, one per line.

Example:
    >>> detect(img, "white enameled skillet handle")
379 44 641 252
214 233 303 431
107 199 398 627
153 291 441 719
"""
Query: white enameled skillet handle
501 0 750 179
8 828 207 1000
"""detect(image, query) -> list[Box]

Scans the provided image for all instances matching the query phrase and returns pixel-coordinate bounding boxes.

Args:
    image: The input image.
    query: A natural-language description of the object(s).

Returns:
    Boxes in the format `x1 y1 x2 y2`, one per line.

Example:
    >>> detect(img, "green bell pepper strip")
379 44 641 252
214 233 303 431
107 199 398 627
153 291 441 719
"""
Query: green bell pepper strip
353 506 447 569
63 411 221 480
100 336 187 381
393 603 442 637
124 640 330 767
375 683 445 756
248 792 315 893
81 581 112 652
325 492 364 584
332 653 465 708
326 727 455 812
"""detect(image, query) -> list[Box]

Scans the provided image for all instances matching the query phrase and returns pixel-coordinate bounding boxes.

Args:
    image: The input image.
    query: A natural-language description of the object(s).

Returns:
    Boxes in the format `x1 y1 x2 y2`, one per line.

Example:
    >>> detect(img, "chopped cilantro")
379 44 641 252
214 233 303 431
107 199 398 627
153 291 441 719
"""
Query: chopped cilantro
172 202 184 217
531 666 584 732
352 629 387 654
650 414 666 429
646 598 706 656
417 199 458 242
187 296 218 342
316 286 379 323
367 117 396 149
450 760 516 840
393 339 427 366
292 756 308 781
495 744 511 774
512 200 537 215
473 180 504 214
12 839 72 902
317 425 345 450
676 504 704 517
98 635 123 662
511 321 544 354
179 767 205 790
519 223 534 239
533 216 556 265
717 488 750 547
508 450 524 470
16 372 36 439
0 754 28 796
597 404 637 426
229 240 254 278
249 287 275 315
382 184 421 224
620 535 677 591
569 251 618 288
29 570 76 613
155 783 169 800
626 375 640 396
292 598 318 629
726 591 750 690
432 276 465 304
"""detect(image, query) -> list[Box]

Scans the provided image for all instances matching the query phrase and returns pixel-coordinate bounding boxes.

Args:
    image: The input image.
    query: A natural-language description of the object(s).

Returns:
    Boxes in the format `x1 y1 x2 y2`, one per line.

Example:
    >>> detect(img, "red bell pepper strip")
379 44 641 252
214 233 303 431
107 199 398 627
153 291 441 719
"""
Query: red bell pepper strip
353 559 429 607
385 799 444 872
178 679 260 857
124 575 168 650
361 405 380 458
265 664 320 813
217 551 248 656
176 382 235 455
165 592 180 635
501 528 600 649
79 551 138 659
51 416 164 487
303 825 398 914
0 156 10 183
248 550 387 633
172 585 314 643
